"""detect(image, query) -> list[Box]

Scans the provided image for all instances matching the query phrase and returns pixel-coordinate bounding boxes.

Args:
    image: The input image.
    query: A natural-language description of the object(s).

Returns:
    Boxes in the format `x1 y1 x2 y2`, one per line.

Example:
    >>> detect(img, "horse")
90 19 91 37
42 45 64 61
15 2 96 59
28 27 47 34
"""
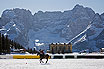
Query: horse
37 51 49 63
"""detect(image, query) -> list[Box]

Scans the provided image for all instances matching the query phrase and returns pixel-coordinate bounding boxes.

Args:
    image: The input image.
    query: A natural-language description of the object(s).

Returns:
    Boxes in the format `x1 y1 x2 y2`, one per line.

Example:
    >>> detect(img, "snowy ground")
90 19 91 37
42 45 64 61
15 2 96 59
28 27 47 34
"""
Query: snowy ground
0 59 104 69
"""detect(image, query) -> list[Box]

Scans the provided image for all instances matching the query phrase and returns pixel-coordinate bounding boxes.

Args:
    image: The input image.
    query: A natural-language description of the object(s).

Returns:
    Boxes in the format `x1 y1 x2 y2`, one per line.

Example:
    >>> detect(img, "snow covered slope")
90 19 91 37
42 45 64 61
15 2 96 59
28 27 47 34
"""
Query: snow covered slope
71 13 104 52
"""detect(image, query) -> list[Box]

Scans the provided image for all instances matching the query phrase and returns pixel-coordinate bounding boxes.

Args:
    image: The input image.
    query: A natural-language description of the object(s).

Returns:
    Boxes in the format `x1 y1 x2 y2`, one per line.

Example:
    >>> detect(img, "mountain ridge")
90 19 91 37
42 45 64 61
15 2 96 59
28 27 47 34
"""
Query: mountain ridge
0 4 104 52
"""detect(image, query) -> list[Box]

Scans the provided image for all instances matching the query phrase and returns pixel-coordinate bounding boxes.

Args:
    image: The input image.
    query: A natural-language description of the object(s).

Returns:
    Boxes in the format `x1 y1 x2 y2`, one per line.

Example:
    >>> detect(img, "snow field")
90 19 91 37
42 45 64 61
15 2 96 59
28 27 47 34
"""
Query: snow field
0 59 104 69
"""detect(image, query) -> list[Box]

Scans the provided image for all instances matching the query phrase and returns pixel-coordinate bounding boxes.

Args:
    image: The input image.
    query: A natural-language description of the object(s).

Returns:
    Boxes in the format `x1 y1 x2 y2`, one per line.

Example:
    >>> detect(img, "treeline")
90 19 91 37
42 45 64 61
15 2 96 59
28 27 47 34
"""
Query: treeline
0 33 25 54
27 47 37 54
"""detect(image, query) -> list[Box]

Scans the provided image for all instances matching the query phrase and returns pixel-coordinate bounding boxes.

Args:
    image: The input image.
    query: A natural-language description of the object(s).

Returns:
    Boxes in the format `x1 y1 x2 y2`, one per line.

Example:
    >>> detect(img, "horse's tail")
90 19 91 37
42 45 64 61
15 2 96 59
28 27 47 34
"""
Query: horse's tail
45 54 49 58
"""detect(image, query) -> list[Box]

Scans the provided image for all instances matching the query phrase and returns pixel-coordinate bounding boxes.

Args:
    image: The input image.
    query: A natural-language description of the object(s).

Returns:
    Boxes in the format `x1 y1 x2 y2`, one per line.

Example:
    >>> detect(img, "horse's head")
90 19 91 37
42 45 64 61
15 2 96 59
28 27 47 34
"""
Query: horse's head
36 51 40 56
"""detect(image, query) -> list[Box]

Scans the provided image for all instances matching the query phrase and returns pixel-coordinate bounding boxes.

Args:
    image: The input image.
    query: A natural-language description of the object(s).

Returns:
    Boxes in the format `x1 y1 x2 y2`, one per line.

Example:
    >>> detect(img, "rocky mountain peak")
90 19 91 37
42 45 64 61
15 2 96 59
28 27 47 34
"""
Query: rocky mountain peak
74 4 84 9
101 13 104 21
0 4 104 52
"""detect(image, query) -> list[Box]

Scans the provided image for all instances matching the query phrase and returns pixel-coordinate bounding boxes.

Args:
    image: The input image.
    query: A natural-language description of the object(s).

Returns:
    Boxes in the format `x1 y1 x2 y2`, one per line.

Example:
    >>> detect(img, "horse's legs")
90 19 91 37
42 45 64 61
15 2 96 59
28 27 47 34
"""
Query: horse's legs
45 55 49 63
41 60 44 63
45 58 48 63
40 58 44 63
40 59 42 63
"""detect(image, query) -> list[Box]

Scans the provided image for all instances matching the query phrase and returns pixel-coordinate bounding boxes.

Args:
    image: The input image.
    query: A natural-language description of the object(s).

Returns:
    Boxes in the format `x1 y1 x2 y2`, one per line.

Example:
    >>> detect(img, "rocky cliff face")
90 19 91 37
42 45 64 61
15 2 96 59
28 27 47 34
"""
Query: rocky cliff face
0 8 33 47
0 4 103 52
72 13 104 52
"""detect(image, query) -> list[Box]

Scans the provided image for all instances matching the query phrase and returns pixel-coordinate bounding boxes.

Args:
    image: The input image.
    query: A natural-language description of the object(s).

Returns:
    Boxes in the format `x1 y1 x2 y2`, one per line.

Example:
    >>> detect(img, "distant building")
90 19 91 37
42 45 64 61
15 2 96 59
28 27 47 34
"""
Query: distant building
100 48 104 53
48 43 72 54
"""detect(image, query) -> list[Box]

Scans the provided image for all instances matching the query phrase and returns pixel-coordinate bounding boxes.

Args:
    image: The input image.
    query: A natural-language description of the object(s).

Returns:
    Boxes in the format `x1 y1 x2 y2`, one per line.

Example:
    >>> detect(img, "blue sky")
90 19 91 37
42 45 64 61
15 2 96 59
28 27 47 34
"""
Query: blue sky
0 0 104 15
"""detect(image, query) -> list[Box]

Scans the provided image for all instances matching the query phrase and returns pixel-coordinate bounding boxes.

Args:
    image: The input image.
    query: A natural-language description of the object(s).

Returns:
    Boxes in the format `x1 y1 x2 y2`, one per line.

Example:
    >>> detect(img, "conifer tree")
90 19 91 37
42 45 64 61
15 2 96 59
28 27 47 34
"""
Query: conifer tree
0 33 25 54
0 33 2 54
5 35 10 54
2 34 6 53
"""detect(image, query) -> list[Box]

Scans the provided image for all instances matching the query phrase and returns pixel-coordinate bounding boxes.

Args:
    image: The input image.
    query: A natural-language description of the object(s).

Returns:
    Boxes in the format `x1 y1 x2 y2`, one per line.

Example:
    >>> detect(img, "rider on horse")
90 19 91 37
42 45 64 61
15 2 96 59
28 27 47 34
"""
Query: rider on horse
39 49 45 57
38 49 49 63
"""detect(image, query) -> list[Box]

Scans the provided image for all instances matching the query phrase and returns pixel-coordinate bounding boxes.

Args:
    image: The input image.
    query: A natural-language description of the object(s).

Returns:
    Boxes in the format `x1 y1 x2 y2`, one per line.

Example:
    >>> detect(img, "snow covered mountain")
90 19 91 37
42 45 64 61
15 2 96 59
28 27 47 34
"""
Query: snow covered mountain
0 4 104 52
70 13 104 52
